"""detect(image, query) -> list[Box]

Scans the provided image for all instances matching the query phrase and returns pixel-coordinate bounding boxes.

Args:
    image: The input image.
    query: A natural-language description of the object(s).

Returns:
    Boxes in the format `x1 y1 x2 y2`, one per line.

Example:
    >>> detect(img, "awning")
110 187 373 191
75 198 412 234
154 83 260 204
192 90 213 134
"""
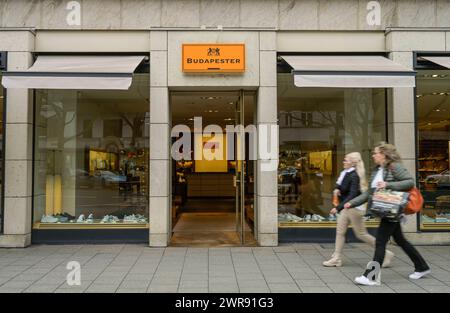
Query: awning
421 56 450 69
281 55 416 88
2 55 145 90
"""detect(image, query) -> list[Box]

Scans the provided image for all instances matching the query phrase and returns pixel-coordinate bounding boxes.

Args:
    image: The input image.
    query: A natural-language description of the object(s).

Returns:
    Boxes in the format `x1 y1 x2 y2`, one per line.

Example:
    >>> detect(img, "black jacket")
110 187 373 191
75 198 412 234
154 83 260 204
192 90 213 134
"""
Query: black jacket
335 170 361 211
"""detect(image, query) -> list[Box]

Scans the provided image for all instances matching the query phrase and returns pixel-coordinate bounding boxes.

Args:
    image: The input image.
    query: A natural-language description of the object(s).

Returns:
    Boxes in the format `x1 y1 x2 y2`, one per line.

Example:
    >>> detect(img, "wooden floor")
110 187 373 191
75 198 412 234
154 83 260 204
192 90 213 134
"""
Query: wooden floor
170 212 256 247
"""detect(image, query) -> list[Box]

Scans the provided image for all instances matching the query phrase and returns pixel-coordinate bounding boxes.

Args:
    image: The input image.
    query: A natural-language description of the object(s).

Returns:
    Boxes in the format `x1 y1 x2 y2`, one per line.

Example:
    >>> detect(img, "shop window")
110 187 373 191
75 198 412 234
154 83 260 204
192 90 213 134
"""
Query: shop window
33 74 149 229
416 69 450 230
277 73 386 227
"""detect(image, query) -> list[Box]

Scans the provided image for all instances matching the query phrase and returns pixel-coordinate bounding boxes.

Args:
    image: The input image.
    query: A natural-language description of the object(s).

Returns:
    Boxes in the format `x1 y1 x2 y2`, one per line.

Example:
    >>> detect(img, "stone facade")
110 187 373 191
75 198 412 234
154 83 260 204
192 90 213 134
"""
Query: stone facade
0 0 448 30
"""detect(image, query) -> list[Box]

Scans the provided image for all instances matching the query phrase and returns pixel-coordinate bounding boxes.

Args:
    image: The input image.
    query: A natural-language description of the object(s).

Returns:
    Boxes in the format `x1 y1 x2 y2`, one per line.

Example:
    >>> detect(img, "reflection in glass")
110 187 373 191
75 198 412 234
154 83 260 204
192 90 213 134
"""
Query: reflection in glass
33 74 149 228
417 70 450 229
277 73 386 225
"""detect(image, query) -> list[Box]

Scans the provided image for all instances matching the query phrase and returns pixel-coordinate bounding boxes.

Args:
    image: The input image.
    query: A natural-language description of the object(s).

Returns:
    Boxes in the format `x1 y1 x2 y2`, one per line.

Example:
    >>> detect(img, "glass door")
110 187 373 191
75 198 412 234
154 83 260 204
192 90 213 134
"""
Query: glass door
235 90 245 244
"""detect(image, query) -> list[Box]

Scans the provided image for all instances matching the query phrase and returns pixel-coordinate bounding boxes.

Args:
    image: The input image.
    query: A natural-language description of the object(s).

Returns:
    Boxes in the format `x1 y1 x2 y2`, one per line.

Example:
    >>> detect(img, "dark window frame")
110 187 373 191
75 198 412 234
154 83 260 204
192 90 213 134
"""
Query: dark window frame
0 51 7 234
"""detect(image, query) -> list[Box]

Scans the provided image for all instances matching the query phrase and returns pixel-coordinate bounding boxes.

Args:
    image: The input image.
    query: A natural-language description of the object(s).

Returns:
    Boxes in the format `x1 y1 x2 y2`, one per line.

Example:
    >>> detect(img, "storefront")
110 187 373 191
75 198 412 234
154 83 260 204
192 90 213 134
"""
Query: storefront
0 0 450 248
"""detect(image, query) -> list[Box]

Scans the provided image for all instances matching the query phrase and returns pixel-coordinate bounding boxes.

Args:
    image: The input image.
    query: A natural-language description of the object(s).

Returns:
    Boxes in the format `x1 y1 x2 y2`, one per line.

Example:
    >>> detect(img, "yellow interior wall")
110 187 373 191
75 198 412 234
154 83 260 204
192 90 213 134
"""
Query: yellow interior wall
195 133 228 172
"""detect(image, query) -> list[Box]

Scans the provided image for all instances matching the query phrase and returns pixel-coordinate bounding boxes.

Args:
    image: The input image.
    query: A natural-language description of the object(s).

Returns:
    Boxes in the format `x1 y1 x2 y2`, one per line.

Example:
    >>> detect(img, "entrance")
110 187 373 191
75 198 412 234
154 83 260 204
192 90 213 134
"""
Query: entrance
170 90 257 246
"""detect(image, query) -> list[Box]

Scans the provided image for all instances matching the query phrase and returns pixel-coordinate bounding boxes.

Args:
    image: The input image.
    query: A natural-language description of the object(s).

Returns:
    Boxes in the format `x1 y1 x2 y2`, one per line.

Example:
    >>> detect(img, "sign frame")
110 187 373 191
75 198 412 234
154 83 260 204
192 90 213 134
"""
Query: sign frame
182 43 245 74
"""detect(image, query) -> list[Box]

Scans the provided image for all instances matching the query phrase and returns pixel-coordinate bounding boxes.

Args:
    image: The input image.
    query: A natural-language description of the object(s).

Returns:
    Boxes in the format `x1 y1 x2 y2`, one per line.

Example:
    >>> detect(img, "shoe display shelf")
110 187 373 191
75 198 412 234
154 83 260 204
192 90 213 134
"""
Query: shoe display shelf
33 221 149 230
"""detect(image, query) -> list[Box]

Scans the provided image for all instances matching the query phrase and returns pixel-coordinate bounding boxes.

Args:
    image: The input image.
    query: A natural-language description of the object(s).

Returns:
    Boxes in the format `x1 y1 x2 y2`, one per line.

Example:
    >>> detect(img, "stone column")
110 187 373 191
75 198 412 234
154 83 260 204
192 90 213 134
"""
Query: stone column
256 32 278 246
0 31 35 247
388 51 417 233
149 31 171 247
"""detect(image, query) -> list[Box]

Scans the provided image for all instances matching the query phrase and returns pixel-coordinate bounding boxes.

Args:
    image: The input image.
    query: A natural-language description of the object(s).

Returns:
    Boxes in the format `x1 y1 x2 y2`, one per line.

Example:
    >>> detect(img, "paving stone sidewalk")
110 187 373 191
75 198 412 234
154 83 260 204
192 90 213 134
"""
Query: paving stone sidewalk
0 243 449 293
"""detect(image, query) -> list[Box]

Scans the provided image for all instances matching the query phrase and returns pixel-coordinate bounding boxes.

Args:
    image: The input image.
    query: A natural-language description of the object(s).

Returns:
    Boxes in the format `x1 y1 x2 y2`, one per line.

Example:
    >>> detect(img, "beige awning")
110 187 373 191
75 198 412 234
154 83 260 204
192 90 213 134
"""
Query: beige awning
281 55 416 88
2 55 145 90
421 56 450 69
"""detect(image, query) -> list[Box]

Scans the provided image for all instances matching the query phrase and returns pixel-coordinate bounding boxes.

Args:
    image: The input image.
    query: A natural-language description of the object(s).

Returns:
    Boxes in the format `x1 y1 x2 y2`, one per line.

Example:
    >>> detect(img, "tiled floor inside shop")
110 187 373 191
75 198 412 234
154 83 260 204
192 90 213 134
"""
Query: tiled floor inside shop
0 243 450 293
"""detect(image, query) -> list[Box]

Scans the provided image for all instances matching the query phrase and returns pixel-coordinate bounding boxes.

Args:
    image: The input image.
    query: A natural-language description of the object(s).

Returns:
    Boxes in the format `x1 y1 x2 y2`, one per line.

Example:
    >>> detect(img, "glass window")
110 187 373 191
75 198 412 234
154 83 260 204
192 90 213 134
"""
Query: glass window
417 69 450 230
277 73 386 227
33 73 149 229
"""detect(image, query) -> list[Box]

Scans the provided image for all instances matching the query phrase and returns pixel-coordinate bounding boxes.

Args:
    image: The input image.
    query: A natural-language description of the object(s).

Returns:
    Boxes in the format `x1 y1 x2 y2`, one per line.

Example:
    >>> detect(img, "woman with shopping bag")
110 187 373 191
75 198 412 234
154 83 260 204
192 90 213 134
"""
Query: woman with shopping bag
346 143 430 286
322 152 394 268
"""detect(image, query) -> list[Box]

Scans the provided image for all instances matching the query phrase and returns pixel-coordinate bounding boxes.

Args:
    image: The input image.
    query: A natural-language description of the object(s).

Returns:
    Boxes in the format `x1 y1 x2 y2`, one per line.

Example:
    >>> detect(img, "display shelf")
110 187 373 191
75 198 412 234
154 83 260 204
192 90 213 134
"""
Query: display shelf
278 220 380 228
34 222 149 230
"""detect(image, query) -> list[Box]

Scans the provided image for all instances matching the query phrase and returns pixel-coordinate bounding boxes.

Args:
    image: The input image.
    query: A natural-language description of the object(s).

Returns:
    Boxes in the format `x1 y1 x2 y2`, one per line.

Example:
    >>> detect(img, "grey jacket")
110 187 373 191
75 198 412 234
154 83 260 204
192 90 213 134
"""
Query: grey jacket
349 162 414 208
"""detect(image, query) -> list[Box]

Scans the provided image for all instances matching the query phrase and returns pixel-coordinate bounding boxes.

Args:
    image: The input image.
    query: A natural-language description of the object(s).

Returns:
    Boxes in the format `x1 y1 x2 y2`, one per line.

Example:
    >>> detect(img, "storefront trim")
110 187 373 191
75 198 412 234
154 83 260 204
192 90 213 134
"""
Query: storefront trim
32 229 149 244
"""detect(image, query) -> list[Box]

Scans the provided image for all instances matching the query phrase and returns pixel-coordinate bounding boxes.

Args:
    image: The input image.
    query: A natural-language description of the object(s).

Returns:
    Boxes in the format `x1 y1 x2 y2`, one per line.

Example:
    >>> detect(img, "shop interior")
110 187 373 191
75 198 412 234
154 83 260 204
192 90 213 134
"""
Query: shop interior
417 69 450 229
277 73 386 227
33 74 150 228
170 91 256 246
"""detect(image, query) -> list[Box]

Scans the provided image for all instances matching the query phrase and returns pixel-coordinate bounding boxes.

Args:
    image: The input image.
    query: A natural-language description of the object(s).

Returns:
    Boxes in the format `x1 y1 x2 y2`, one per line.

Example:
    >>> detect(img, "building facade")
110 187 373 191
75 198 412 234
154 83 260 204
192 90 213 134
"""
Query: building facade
0 0 449 248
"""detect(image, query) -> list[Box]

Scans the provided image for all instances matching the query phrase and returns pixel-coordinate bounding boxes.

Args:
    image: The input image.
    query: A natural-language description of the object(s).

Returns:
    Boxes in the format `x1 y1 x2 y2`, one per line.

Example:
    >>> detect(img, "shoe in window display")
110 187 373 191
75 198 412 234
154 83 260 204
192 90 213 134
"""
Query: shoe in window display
76 214 85 223
312 214 325 222
86 214 94 223
101 215 111 223
328 214 337 222
41 215 59 223
421 214 435 223
304 214 312 222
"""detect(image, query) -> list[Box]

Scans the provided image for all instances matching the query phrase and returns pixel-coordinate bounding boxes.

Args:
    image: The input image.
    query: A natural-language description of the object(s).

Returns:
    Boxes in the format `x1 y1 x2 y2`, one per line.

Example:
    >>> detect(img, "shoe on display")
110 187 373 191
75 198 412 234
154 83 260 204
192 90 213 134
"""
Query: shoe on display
382 250 395 268
76 214 85 223
328 214 337 222
312 214 325 221
323 256 342 267
85 214 94 223
409 269 431 280
41 215 58 223
304 214 312 222
101 215 110 223
354 275 380 286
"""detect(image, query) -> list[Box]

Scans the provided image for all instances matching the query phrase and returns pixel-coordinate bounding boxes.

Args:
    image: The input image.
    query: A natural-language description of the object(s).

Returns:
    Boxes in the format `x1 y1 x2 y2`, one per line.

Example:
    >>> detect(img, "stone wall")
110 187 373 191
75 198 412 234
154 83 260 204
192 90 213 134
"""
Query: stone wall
0 0 449 30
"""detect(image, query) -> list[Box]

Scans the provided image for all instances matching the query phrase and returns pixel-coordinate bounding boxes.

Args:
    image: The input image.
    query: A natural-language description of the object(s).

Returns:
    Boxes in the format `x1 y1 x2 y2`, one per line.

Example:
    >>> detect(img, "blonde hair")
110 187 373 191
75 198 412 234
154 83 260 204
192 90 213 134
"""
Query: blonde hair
375 142 402 165
346 152 368 192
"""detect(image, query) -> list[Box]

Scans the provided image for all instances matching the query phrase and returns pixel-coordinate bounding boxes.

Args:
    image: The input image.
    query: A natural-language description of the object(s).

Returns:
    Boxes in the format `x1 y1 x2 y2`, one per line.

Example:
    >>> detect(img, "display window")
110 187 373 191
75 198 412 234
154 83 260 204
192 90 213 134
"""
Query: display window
416 66 450 230
277 72 386 228
33 74 149 229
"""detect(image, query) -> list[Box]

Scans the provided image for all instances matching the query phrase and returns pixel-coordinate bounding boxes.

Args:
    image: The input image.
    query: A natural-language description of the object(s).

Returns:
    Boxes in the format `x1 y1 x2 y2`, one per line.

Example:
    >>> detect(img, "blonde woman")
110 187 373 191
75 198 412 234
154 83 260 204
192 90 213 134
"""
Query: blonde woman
323 152 394 267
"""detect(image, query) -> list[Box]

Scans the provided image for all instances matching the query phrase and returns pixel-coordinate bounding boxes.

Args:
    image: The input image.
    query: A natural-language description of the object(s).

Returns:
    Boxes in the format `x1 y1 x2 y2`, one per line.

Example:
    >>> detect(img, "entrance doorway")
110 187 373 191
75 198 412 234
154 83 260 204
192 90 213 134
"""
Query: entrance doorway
170 90 257 246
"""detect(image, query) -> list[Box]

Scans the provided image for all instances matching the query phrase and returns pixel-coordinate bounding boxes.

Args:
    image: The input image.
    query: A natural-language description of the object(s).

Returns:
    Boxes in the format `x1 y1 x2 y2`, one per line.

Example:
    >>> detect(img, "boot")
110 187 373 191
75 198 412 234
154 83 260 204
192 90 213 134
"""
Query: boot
382 250 395 268
323 255 342 267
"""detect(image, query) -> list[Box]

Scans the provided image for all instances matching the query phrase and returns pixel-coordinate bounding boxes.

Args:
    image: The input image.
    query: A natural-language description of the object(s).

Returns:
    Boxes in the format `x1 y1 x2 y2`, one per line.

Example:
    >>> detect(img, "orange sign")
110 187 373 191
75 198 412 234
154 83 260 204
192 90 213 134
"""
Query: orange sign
182 44 245 73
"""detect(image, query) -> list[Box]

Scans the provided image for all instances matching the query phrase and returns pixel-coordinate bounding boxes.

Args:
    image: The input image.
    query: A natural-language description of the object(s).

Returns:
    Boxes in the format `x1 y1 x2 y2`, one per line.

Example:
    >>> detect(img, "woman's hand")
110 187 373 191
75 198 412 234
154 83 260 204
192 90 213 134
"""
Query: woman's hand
330 208 337 215
376 181 387 189
344 203 352 209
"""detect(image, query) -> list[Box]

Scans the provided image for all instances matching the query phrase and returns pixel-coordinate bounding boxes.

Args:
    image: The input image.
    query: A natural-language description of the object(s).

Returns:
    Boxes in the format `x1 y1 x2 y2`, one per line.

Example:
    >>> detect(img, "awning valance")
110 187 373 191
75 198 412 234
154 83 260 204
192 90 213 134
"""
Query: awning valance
1 55 145 90
421 56 450 69
281 55 416 88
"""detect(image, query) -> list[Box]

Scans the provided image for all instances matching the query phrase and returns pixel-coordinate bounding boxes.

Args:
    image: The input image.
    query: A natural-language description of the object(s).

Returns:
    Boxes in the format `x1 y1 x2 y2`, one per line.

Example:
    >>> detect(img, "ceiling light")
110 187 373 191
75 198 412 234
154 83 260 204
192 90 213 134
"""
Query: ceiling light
435 109 441 112
432 74 439 78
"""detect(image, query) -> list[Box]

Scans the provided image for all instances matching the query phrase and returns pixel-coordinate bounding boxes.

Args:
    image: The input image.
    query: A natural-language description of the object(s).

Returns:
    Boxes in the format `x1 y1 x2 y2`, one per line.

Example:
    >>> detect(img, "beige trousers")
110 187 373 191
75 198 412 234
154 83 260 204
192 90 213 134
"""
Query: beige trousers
334 208 375 258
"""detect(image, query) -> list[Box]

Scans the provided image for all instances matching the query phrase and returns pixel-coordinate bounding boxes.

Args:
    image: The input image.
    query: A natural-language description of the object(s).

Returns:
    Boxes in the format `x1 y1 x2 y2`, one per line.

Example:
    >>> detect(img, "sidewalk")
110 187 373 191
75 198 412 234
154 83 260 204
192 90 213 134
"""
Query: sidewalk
0 243 449 293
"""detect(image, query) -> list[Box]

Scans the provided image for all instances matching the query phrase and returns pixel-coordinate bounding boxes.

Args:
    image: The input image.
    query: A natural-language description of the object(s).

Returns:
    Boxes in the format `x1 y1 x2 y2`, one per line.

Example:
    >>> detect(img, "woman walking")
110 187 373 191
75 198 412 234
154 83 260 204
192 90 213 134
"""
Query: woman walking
323 152 394 267
346 143 430 286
